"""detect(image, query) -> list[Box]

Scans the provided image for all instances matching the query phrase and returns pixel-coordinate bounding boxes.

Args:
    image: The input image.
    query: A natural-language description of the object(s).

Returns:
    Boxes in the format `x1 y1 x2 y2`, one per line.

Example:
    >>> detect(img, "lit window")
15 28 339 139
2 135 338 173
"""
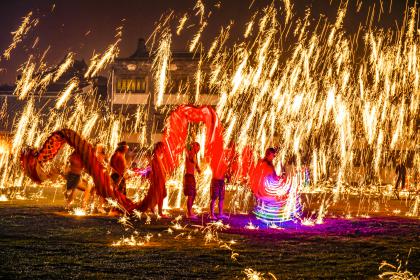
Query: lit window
129 79 136 92
117 78 147 93
136 79 146 93
121 79 127 91
117 79 122 91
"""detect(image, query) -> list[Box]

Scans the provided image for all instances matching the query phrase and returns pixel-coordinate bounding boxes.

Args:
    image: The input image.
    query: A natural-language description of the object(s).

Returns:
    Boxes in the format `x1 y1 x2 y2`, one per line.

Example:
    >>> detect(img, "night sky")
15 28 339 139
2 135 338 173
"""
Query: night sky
0 0 415 84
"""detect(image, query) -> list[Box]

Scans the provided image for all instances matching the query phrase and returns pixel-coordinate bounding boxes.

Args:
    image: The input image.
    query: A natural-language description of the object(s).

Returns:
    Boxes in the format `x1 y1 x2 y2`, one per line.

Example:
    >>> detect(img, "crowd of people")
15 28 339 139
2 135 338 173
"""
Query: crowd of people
63 137 416 218
62 138 242 219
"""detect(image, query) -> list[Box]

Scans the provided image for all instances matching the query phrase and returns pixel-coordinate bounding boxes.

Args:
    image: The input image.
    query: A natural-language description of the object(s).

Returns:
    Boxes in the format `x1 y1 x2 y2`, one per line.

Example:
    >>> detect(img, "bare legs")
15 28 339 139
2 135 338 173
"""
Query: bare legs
187 195 197 218
158 200 164 216
65 189 76 209
210 198 225 219
65 179 92 211
219 199 225 217
97 196 107 213
394 175 406 200
210 198 216 219
81 182 92 210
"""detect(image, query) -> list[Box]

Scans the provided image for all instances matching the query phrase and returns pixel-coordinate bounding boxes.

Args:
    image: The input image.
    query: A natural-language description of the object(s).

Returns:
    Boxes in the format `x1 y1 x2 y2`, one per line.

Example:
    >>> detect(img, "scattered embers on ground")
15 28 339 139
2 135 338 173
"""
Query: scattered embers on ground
0 202 419 279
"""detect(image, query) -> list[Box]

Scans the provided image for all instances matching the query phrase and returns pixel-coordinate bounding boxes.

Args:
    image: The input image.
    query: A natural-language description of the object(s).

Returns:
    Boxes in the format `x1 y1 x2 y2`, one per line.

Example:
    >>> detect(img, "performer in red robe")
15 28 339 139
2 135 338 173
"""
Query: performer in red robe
251 147 283 202
139 142 167 216
110 142 129 195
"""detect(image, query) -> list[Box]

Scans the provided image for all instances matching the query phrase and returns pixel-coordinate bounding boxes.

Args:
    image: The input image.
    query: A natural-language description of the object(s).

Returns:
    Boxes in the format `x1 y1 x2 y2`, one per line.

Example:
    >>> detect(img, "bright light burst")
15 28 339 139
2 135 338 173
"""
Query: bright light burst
56 78 79 109
243 268 277 280
54 52 75 82
2 11 38 61
244 221 259 230
85 28 122 79
176 13 188 36
153 30 171 107
71 207 87 216
112 233 153 247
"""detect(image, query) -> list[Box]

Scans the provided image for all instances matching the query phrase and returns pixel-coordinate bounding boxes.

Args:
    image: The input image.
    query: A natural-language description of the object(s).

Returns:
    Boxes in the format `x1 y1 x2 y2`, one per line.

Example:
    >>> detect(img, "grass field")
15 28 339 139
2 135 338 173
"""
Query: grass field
0 199 419 279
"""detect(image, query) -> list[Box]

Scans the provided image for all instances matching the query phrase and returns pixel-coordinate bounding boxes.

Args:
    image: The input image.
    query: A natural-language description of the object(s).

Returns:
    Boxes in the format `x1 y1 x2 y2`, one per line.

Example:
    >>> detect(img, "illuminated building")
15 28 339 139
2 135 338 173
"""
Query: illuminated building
109 38 218 146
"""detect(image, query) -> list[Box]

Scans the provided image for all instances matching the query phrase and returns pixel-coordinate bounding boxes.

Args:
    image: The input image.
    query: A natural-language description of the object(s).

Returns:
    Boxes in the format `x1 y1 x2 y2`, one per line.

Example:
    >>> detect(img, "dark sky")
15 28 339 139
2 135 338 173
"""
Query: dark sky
0 0 415 84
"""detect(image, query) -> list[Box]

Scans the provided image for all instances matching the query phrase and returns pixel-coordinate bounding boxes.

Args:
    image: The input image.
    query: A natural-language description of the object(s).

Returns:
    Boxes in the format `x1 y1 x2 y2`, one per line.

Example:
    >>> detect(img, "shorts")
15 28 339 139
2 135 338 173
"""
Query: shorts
210 179 225 200
111 173 127 195
183 174 197 196
66 173 81 190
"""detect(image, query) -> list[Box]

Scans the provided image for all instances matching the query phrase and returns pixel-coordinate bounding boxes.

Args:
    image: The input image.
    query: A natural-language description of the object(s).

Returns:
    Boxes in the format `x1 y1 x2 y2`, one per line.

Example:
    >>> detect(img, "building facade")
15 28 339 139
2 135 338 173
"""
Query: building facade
109 38 218 146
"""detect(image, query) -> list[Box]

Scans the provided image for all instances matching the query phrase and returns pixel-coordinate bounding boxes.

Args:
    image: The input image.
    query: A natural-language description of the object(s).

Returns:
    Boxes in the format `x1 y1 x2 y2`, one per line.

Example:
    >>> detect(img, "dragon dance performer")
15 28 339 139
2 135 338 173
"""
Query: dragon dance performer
108 142 129 216
110 142 129 195
251 148 302 223
94 144 108 213
64 151 93 210
184 142 201 219
209 146 235 220
139 142 168 217
251 147 282 201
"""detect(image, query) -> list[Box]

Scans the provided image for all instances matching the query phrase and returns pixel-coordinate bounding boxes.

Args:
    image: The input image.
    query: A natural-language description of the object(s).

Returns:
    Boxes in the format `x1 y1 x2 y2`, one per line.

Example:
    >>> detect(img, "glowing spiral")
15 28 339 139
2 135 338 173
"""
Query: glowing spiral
253 173 302 224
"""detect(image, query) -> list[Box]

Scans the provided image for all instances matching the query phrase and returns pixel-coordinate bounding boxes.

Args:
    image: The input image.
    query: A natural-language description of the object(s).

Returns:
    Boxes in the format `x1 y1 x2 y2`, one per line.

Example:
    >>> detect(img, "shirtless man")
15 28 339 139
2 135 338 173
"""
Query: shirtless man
184 142 201 219
394 158 406 199
65 151 92 210
209 149 234 220
110 142 129 195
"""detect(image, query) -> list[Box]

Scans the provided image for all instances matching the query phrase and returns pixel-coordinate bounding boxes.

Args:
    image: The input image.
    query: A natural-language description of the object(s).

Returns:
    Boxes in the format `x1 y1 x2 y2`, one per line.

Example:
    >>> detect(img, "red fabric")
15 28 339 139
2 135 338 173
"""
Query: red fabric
234 146 256 183
138 155 167 212
250 158 290 202
21 106 289 212
20 105 226 214
212 154 229 179
161 105 224 176
21 129 135 213
213 144 237 180
110 152 126 176
251 159 274 197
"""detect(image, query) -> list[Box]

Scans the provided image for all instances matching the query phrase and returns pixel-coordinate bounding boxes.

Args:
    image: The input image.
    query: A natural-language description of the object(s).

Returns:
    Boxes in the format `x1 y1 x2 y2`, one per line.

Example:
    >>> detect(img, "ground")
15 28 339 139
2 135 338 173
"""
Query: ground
0 199 419 279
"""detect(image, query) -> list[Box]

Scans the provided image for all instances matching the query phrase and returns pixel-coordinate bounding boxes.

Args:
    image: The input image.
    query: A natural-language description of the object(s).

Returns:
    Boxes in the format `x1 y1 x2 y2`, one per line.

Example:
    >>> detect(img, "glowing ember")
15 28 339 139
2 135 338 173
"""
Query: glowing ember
301 218 315 226
244 221 259 230
111 234 153 247
55 78 79 109
2 11 38 61
392 209 401 215
243 268 277 280
153 30 171 107
176 13 188 35
171 223 184 230
85 32 121 79
118 216 134 229
269 223 284 230
72 208 86 216
54 52 74 82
